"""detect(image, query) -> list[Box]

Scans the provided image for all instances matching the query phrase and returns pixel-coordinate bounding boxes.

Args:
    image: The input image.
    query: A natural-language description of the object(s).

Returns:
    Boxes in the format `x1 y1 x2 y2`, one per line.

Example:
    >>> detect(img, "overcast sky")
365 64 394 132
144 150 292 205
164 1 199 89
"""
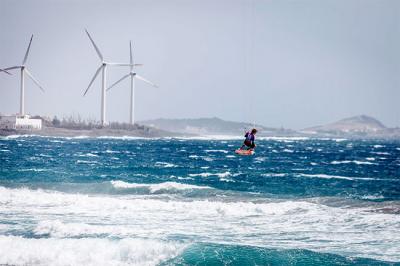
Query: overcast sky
0 0 399 129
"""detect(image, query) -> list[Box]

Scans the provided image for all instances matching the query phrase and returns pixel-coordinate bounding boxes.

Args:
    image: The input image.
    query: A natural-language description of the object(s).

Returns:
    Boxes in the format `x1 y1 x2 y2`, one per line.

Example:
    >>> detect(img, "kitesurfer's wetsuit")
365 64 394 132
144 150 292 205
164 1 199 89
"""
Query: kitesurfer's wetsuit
241 131 256 150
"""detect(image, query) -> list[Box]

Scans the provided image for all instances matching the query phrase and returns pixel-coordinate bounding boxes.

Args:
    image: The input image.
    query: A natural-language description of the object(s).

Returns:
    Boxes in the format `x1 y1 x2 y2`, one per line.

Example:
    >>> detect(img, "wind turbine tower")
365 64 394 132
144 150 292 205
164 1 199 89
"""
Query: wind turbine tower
107 41 158 125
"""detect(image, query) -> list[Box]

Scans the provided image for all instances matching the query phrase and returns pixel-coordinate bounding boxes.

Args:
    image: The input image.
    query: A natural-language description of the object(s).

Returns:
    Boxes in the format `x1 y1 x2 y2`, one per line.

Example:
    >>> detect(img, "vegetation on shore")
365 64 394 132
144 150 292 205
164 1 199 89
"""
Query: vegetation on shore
37 115 148 131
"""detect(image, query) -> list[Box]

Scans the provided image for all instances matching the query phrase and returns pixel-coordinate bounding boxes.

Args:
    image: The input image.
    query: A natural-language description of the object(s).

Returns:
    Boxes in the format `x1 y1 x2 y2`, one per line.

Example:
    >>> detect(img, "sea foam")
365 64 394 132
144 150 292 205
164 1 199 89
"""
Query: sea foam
1 186 400 262
0 236 184 266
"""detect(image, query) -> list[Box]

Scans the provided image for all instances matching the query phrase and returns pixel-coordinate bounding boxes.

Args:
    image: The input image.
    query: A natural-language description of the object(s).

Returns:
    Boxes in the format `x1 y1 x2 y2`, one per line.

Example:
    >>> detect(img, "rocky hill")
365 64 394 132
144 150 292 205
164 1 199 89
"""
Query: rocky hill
302 115 400 138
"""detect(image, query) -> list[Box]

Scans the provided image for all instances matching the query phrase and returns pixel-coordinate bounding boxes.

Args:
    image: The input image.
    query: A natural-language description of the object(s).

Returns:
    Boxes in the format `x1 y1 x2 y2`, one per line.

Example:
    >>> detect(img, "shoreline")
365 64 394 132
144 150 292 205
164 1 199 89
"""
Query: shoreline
0 126 187 138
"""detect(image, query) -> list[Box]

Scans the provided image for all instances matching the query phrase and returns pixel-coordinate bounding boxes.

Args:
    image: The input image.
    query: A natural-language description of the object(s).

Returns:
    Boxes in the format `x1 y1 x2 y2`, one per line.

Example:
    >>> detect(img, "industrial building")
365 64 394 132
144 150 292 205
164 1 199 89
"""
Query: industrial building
0 115 42 130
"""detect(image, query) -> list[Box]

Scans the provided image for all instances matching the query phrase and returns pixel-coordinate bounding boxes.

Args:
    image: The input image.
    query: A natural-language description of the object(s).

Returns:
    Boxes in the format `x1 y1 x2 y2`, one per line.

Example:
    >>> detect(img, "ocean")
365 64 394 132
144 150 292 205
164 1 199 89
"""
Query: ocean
0 135 399 265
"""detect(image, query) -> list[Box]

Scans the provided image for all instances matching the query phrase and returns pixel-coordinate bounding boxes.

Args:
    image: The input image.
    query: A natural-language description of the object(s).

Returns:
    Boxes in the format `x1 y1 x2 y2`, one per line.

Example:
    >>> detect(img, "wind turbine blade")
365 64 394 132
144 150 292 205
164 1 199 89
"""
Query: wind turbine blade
105 63 143 67
22 35 33 65
85 29 103 61
83 65 102 96
0 69 12 75
107 74 130 91
25 69 45 92
4 66 22 71
135 74 158 88
106 63 131 66
129 41 133 71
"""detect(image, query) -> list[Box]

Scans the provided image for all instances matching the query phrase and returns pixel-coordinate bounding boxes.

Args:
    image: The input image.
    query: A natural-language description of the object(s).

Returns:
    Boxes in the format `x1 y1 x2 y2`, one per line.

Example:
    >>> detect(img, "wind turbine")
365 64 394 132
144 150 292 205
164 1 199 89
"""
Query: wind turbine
0 35 45 116
107 41 158 125
83 29 141 126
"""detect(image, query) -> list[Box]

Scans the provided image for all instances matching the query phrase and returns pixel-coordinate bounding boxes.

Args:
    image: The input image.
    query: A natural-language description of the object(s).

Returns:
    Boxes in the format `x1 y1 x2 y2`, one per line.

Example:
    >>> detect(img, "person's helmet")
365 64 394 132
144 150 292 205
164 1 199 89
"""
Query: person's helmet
251 128 257 134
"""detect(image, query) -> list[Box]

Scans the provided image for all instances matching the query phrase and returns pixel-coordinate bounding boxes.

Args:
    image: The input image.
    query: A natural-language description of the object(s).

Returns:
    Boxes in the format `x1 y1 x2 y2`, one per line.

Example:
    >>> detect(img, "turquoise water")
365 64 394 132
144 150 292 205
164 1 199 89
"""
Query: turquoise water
0 135 399 265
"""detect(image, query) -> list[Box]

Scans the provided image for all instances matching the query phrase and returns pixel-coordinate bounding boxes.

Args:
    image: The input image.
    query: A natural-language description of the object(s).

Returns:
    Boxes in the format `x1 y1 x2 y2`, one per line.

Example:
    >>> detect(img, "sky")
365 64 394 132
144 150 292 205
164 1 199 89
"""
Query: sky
0 0 399 129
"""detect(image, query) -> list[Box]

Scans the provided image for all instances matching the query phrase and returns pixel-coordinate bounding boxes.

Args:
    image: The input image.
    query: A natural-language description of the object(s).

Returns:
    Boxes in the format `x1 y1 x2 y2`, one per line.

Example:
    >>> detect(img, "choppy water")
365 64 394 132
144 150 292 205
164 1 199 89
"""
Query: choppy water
0 135 399 265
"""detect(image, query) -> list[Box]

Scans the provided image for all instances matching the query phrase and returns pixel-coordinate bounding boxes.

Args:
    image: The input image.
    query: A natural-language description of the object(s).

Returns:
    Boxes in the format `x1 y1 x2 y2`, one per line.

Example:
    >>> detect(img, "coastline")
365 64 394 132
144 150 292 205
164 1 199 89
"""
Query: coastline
0 126 187 138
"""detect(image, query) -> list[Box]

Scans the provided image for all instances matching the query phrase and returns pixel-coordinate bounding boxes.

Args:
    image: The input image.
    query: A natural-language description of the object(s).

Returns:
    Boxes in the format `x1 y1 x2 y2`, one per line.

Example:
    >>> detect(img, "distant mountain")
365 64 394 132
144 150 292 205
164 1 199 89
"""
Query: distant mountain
304 115 386 133
302 115 400 138
139 117 294 136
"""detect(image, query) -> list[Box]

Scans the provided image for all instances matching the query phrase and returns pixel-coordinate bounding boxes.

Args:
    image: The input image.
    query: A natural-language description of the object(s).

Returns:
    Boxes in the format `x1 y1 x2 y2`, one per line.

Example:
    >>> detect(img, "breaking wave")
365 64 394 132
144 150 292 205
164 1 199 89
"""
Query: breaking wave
110 181 212 194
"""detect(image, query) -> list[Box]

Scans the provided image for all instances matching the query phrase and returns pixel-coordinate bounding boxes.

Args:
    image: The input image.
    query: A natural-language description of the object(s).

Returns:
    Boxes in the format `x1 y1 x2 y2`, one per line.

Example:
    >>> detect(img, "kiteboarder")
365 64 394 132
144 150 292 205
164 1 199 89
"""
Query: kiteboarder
240 128 257 151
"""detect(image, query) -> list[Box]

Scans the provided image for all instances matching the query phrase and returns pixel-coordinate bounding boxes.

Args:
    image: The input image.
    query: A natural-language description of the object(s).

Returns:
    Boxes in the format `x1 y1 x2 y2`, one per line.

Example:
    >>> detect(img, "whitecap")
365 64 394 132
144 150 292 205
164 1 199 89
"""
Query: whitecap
178 135 242 140
350 160 376 165
63 135 90 140
39 153 52 158
189 172 231 178
220 178 235 182
297 173 354 181
105 150 119 154
258 136 310 141
296 173 377 181
110 181 211 193
18 168 48 172
205 149 229 154
217 171 232 178
96 136 146 140
148 182 211 193
372 152 390 155
330 160 376 165
261 173 287 177
155 162 177 168
49 139 65 143
76 160 97 164
361 195 385 200
85 153 98 157
189 173 213 178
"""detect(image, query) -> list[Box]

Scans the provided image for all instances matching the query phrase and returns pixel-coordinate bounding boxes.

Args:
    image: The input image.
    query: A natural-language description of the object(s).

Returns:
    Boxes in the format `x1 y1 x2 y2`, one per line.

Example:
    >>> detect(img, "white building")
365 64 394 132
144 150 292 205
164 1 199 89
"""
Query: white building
0 115 42 130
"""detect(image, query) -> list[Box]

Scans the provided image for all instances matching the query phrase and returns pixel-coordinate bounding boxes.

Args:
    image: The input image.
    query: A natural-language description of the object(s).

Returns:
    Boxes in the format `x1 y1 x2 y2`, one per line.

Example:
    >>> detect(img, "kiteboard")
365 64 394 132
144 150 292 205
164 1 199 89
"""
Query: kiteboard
235 149 255 156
